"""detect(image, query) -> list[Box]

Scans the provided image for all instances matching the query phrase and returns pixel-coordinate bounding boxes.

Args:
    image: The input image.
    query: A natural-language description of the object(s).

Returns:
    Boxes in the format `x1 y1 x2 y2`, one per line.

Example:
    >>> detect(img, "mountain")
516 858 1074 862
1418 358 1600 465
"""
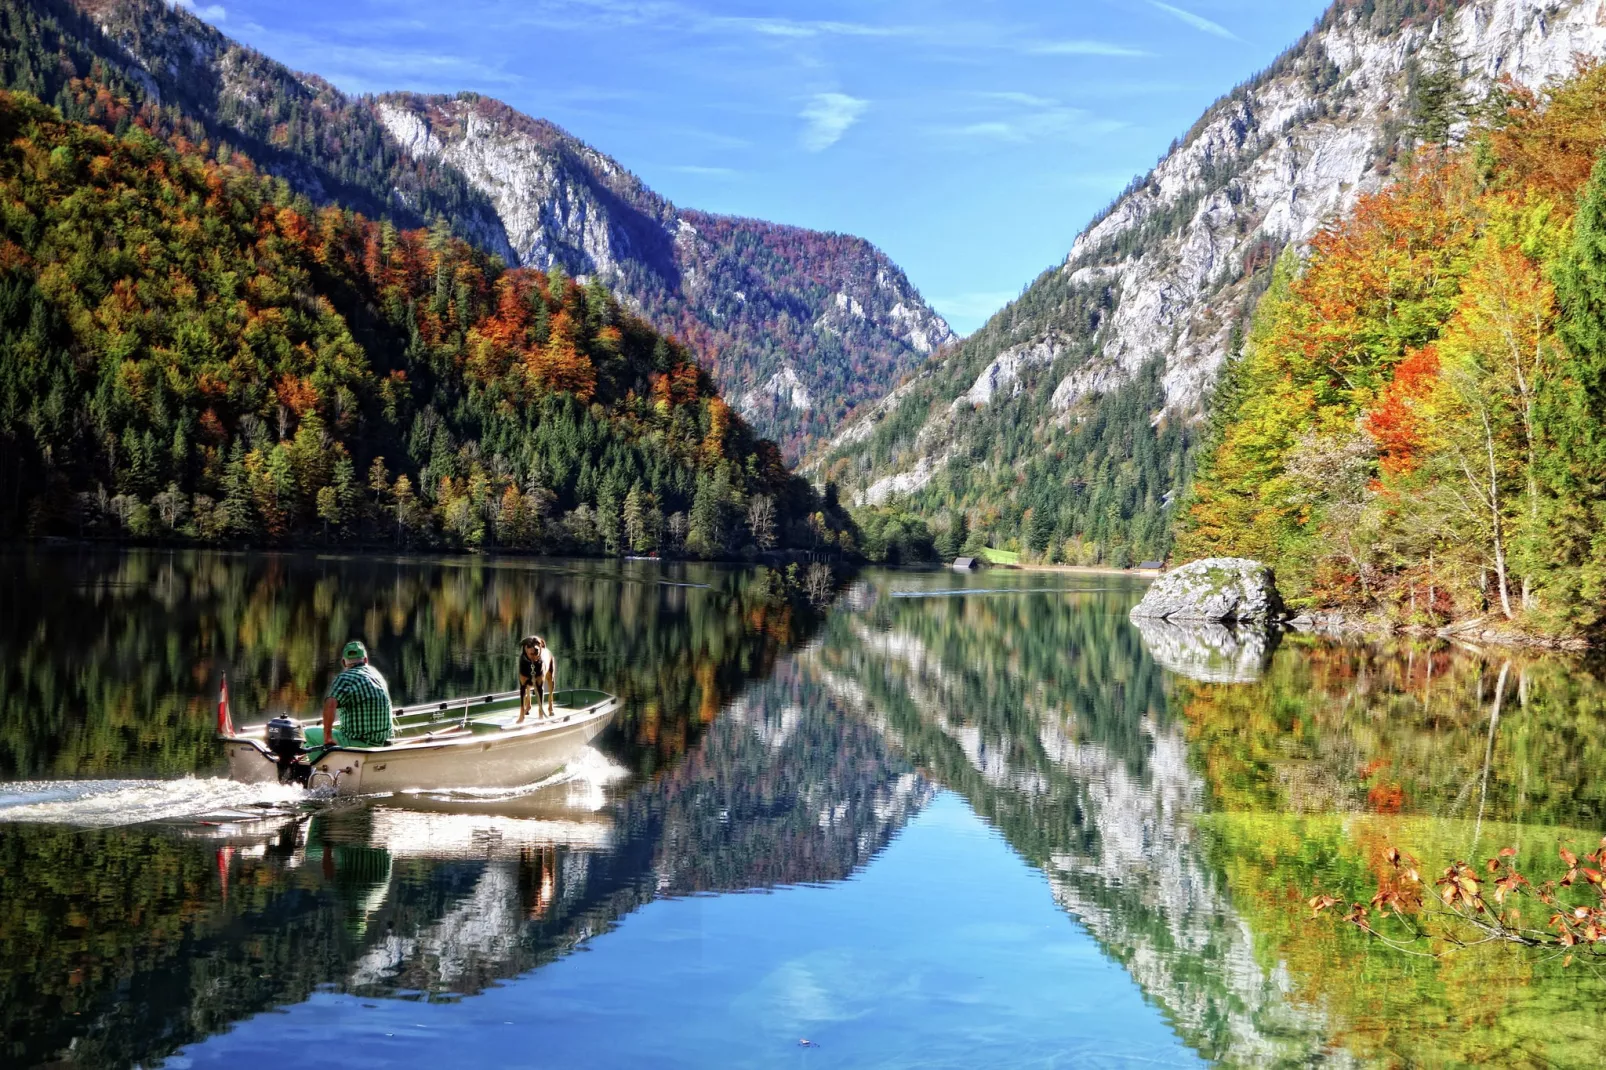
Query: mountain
0 0 951 457
813 0 1606 565
373 94 954 459
0 89 853 555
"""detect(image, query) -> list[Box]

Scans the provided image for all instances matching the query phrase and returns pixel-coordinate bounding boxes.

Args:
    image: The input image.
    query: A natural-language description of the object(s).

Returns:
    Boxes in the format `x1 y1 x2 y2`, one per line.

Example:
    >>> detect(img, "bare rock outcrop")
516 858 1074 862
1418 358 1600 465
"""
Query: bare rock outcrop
1130 558 1284 624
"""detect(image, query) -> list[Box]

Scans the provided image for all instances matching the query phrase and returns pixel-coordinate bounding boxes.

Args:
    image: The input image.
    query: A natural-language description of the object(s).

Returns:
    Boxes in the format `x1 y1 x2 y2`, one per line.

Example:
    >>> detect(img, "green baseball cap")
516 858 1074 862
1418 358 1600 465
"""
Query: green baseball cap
342 640 368 661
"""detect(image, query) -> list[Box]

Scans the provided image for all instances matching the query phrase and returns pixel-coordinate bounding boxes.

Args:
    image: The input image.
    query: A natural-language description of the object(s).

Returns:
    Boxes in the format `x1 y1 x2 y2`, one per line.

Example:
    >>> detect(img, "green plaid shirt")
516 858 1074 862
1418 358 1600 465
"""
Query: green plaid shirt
327 664 393 745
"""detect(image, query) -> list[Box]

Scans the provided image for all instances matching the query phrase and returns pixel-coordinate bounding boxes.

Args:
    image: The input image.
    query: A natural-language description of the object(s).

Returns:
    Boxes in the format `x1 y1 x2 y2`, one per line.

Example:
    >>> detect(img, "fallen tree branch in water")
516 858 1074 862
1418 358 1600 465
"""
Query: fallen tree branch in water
1310 839 1606 965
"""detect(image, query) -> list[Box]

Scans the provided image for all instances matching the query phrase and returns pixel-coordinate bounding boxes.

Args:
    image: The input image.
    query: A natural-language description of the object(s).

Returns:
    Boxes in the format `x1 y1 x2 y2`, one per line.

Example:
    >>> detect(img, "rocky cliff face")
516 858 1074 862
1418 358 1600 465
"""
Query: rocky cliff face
16 0 950 458
374 93 953 456
817 0 1606 510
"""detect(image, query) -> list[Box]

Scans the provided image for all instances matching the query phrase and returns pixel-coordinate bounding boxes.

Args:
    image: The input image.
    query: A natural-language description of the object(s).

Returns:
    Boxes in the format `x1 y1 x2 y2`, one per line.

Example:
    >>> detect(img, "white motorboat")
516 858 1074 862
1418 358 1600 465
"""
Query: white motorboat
219 682 620 796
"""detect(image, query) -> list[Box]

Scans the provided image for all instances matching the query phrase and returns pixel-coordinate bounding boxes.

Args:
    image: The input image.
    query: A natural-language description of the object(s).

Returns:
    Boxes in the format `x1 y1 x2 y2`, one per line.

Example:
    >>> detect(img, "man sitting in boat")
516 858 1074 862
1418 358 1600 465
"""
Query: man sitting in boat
321 640 394 747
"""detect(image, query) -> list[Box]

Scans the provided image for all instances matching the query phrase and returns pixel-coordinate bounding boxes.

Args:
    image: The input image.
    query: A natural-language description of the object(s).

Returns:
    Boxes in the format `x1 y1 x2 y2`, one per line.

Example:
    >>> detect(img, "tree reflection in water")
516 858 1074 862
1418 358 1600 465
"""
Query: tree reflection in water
811 570 1606 1066
0 550 926 1069
8 554 1606 1068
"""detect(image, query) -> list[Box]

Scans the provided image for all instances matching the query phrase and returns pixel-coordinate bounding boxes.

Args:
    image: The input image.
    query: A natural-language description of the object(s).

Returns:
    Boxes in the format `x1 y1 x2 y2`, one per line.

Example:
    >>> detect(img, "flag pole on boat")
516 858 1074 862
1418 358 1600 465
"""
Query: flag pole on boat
218 674 236 737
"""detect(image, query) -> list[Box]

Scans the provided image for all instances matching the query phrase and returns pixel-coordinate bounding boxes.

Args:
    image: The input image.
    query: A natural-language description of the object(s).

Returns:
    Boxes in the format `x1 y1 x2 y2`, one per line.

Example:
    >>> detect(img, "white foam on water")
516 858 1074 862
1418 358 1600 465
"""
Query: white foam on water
0 777 307 827
399 745 630 811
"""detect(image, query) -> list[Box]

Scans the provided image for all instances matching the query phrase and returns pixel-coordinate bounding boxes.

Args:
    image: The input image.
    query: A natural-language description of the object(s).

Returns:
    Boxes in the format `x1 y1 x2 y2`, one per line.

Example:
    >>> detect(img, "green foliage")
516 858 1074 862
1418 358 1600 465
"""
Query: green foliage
1408 33 1470 146
0 91 852 557
0 0 508 252
852 506 937 565
1534 149 1606 630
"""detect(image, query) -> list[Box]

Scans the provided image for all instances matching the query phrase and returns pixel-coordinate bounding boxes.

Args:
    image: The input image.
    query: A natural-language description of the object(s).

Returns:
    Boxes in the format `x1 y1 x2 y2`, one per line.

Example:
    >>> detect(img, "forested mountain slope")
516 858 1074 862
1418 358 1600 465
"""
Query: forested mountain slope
815 0 1606 566
0 0 515 255
0 91 851 555
1179 63 1606 637
0 0 950 457
376 95 952 457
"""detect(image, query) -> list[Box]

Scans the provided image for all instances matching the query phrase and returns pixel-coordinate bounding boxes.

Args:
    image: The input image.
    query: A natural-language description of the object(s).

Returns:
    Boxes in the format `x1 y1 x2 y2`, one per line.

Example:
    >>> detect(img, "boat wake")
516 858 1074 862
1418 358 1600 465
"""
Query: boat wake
397 745 630 812
0 777 307 828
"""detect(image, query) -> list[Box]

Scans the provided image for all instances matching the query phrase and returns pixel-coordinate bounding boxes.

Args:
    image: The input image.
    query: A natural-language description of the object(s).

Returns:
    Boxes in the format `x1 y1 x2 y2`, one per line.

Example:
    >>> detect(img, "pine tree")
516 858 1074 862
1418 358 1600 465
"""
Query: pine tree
624 481 651 554
1410 34 1468 146
219 441 256 538
1026 505 1054 556
687 471 726 557
1534 149 1606 629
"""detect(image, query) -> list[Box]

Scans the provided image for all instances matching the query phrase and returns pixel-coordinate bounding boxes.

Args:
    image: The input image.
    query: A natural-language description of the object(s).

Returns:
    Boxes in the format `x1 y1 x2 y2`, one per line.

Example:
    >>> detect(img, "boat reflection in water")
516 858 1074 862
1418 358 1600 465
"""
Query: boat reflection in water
0 663 927 1070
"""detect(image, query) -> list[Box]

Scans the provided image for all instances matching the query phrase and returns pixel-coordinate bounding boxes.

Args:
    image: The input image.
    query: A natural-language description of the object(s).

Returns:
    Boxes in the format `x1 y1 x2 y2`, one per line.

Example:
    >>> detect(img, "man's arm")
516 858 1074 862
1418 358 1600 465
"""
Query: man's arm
323 696 337 744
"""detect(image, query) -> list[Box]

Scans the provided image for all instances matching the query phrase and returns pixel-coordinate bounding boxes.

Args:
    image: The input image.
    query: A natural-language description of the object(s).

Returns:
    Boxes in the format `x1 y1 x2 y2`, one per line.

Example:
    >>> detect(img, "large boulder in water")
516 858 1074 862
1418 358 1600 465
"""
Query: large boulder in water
1130 558 1284 624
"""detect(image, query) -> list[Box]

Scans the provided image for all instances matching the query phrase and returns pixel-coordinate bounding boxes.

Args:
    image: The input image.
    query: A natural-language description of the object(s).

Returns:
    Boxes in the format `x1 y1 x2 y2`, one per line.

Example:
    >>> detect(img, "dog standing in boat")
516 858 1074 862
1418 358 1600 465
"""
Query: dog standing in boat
518 636 558 721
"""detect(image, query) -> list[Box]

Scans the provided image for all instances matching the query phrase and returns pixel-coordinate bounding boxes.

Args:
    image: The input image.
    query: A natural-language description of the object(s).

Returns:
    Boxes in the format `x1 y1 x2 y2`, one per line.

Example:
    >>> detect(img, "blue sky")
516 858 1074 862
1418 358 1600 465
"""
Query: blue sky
185 0 1332 334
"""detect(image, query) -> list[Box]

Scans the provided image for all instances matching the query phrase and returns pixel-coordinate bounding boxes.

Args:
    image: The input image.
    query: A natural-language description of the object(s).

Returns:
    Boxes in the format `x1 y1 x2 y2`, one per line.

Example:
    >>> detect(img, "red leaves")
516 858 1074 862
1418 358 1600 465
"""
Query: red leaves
1364 345 1442 478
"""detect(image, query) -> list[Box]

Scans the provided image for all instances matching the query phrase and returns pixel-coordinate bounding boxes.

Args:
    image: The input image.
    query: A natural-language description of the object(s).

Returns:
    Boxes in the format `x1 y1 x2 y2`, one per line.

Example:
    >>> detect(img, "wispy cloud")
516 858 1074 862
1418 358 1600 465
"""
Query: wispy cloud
712 16 908 40
800 93 867 152
1030 40 1150 58
668 164 741 178
978 91 1059 108
172 0 226 21
933 290 1018 330
939 95 1127 145
1148 1 1241 42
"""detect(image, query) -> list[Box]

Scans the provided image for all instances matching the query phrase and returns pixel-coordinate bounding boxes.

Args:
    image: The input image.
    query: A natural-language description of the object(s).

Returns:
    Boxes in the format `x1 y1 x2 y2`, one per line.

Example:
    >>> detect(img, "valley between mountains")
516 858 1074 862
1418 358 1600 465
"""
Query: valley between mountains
5 0 1606 638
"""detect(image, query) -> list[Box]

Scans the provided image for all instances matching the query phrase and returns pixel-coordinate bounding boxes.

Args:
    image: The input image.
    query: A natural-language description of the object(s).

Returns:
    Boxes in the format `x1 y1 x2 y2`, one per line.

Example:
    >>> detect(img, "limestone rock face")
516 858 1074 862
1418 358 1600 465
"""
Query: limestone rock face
1130 559 1284 624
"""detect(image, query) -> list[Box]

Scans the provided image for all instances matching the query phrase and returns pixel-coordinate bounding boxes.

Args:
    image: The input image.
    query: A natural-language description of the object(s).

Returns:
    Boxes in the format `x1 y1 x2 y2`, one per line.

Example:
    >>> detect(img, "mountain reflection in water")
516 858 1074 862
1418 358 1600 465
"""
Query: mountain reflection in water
3 551 1606 1067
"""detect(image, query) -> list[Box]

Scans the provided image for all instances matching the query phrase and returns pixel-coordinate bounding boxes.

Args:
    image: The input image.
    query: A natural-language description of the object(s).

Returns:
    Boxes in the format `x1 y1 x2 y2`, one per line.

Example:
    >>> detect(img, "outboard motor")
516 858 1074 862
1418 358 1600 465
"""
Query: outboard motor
264 716 312 786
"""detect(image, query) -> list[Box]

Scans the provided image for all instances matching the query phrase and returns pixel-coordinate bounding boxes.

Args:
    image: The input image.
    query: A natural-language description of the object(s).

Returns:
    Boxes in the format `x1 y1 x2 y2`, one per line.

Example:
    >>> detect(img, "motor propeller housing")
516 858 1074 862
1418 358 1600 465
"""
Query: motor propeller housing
264 716 312 786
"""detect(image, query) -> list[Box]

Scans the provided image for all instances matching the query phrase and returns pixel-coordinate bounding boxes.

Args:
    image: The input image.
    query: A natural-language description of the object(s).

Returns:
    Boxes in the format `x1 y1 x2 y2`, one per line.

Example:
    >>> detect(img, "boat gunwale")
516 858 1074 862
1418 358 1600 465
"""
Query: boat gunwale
222 689 620 758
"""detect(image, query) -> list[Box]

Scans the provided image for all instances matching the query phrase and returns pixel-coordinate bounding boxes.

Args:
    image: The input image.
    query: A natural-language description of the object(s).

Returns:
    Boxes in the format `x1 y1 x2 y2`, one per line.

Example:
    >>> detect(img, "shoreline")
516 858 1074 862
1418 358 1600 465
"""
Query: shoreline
984 563 1163 579
1284 611 1593 653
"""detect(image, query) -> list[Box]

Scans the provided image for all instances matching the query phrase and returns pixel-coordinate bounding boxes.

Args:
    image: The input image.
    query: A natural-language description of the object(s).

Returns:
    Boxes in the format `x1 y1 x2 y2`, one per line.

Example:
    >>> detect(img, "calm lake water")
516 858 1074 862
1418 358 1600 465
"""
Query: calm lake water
3 549 1605 1067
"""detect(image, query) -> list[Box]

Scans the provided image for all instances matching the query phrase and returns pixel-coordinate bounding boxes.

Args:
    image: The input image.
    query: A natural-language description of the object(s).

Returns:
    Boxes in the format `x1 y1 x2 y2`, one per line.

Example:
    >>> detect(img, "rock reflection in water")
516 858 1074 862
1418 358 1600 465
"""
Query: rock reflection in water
1130 617 1280 684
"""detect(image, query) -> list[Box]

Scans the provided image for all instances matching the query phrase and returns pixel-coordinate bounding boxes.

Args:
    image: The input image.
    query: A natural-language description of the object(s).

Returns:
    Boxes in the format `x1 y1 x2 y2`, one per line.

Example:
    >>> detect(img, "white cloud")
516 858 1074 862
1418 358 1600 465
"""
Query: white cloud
800 93 867 152
172 0 227 20
939 95 1127 144
668 164 741 178
714 17 905 39
1030 40 1150 58
978 92 1059 108
1148 1 1240 42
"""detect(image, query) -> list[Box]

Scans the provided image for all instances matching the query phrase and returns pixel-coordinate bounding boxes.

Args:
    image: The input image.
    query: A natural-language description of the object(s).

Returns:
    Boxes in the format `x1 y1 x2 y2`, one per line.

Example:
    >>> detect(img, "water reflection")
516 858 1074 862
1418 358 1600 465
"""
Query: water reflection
809 571 1334 1062
7 552 1606 1067
0 549 804 780
1129 617 1280 683
813 569 1606 1065
1 672 925 1068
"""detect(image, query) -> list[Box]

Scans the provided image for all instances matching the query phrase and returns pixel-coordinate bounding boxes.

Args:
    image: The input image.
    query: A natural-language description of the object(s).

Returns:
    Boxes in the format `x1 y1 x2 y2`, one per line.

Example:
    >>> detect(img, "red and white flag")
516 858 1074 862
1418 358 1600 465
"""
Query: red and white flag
217 674 236 737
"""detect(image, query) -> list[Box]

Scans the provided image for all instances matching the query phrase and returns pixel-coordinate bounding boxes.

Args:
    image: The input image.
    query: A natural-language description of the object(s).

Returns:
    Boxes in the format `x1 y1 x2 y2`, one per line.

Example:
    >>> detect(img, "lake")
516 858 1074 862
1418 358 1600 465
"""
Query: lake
2 549 1605 1067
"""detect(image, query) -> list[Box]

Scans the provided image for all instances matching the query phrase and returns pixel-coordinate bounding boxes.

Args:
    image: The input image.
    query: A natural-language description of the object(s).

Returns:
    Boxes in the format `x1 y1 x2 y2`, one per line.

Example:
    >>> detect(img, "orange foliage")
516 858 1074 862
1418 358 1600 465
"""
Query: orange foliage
275 375 321 418
702 397 731 463
1286 162 1474 400
1364 345 1441 478
1487 61 1606 205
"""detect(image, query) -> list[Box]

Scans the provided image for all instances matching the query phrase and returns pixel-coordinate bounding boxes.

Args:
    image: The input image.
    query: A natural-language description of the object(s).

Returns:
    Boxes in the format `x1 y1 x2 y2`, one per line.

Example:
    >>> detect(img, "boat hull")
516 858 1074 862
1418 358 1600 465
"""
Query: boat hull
224 692 618 796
